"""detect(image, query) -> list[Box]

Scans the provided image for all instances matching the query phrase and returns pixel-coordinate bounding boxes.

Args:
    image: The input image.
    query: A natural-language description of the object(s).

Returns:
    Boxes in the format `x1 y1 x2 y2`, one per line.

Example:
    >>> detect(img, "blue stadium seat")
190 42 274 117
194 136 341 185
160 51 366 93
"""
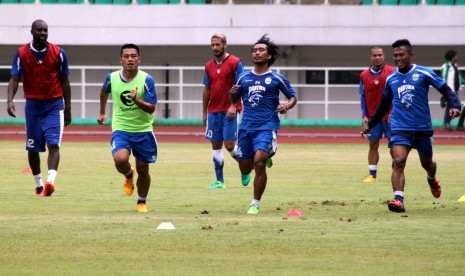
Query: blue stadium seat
379 0 399 5
1 0 34 3
426 0 455 4
399 0 419 5
137 0 166 3
89 0 112 3
41 0 84 3
436 0 455 4
456 0 465 4
89 0 131 4
361 0 373 5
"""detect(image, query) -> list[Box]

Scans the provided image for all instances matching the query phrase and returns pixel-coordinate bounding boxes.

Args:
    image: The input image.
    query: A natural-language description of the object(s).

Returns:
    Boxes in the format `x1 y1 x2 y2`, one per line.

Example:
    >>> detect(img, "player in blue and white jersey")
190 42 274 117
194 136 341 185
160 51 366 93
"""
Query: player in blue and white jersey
362 39 461 213
229 35 297 214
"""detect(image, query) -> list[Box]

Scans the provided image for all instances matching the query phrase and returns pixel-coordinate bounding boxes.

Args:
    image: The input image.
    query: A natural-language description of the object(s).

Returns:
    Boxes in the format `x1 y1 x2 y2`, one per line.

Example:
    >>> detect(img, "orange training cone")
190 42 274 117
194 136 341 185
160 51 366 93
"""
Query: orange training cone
23 167 32 174
287 209 303 217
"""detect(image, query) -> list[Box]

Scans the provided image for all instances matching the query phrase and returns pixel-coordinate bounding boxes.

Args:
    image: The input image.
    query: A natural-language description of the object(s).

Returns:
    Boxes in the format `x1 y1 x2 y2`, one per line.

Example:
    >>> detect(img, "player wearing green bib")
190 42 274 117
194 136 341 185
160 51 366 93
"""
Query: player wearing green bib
97 44 158 213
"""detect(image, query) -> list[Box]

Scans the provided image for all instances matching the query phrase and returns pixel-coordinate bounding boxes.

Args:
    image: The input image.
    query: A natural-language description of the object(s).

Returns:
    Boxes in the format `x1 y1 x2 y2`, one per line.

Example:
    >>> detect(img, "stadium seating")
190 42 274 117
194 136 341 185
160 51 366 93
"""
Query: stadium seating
89 0 131 4
137 0 164 3
456 0 465 4
426 0 453 4
41 0 84 3
0 0 34 3
379 0 399 5
399 0 419 4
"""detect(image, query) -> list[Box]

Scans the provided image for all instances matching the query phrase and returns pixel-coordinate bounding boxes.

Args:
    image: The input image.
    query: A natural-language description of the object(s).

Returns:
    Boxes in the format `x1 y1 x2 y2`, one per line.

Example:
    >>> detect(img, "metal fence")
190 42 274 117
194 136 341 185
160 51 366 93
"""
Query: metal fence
0 65 450 123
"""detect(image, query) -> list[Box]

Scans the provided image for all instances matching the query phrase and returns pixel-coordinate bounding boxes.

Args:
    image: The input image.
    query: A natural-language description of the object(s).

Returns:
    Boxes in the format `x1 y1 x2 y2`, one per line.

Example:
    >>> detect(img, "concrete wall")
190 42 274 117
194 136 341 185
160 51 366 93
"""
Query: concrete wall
0 5 464 46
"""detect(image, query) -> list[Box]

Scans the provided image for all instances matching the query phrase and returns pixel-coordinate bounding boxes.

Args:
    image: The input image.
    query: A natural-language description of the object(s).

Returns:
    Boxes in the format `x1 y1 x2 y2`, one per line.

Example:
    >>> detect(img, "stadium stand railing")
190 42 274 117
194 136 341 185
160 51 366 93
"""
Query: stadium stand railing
0 65 455 127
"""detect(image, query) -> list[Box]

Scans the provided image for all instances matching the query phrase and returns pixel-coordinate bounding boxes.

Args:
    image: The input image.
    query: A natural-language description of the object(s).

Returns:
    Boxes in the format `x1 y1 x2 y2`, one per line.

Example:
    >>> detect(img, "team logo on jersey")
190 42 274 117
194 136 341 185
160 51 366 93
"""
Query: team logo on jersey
248 85 265 107
398 84 415 108
217 69 221 74
412 73 419 81
121 90 135 106
401 93 414 108
374 79 379 85
265 77 272 85
119 90 139 111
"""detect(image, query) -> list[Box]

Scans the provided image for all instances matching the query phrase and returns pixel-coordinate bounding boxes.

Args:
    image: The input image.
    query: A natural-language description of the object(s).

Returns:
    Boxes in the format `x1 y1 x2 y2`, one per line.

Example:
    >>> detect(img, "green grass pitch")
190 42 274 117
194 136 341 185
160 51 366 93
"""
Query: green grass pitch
0 141 464 275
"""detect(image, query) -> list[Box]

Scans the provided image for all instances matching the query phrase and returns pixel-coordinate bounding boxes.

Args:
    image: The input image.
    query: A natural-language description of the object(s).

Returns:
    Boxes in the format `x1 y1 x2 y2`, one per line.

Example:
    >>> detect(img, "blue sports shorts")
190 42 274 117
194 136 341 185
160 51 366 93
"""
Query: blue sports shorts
367 120 391 140
25 98 64 152
111 130 158 163
205 112 238 142
389 130 434 158
237 129 277 161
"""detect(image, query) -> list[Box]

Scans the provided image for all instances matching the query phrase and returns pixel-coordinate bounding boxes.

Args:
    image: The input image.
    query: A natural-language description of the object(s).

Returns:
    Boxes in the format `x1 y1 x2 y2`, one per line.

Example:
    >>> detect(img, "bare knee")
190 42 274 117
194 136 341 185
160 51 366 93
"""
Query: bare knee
392 157 407 170
254 160 267 173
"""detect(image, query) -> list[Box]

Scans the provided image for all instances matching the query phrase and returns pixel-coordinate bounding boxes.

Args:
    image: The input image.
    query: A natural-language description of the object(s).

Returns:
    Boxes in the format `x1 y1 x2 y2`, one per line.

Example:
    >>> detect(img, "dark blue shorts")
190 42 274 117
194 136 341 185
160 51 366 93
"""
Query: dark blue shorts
389 130 434 158
205 112 238 142
237 129 277 161
25 98 64 152
111 131 158 163
367 120 391 140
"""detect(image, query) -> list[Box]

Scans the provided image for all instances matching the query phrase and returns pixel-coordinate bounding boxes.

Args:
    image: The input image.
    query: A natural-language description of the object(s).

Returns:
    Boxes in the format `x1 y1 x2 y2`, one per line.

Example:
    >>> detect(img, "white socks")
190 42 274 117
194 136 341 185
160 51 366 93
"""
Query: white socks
212 149 224 165
251 199 260 208
47 170 57 185
230 145 239 159
33 174 43 188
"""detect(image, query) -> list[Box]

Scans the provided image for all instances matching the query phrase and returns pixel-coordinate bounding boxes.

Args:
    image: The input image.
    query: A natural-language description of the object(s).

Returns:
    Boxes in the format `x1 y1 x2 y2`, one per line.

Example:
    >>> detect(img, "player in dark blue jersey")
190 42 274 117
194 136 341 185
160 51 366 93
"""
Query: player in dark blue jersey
362 39 461 213
229 35 297 214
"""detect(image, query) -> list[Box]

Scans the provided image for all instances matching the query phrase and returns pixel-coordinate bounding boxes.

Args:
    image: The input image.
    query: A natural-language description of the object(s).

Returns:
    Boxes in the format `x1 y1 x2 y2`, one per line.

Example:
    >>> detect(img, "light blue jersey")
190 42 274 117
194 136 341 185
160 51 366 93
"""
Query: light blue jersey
385 64 447 131
235 70 296 131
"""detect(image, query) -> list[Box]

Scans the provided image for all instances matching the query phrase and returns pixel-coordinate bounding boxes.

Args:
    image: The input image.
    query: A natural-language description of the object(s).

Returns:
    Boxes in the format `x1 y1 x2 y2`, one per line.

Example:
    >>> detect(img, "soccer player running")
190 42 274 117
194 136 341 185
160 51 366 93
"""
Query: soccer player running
203 33 249 189
229 35 297 214
362 39 461 213
7 19 72 197
97 44 158 213
360 47 395 183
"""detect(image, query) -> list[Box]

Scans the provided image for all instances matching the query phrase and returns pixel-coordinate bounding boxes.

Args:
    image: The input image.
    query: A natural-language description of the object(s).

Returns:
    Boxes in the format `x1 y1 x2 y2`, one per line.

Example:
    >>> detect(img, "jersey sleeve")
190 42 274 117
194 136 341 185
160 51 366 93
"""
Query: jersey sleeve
102 73 112 94
235 60 244 82
144 75 157 104
427 67 447 91
359 80 367 118
279 74 296 99
235 72 246 98
383 79 394 98
59 48 70 77
10 51 21 77
203 68 210 87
